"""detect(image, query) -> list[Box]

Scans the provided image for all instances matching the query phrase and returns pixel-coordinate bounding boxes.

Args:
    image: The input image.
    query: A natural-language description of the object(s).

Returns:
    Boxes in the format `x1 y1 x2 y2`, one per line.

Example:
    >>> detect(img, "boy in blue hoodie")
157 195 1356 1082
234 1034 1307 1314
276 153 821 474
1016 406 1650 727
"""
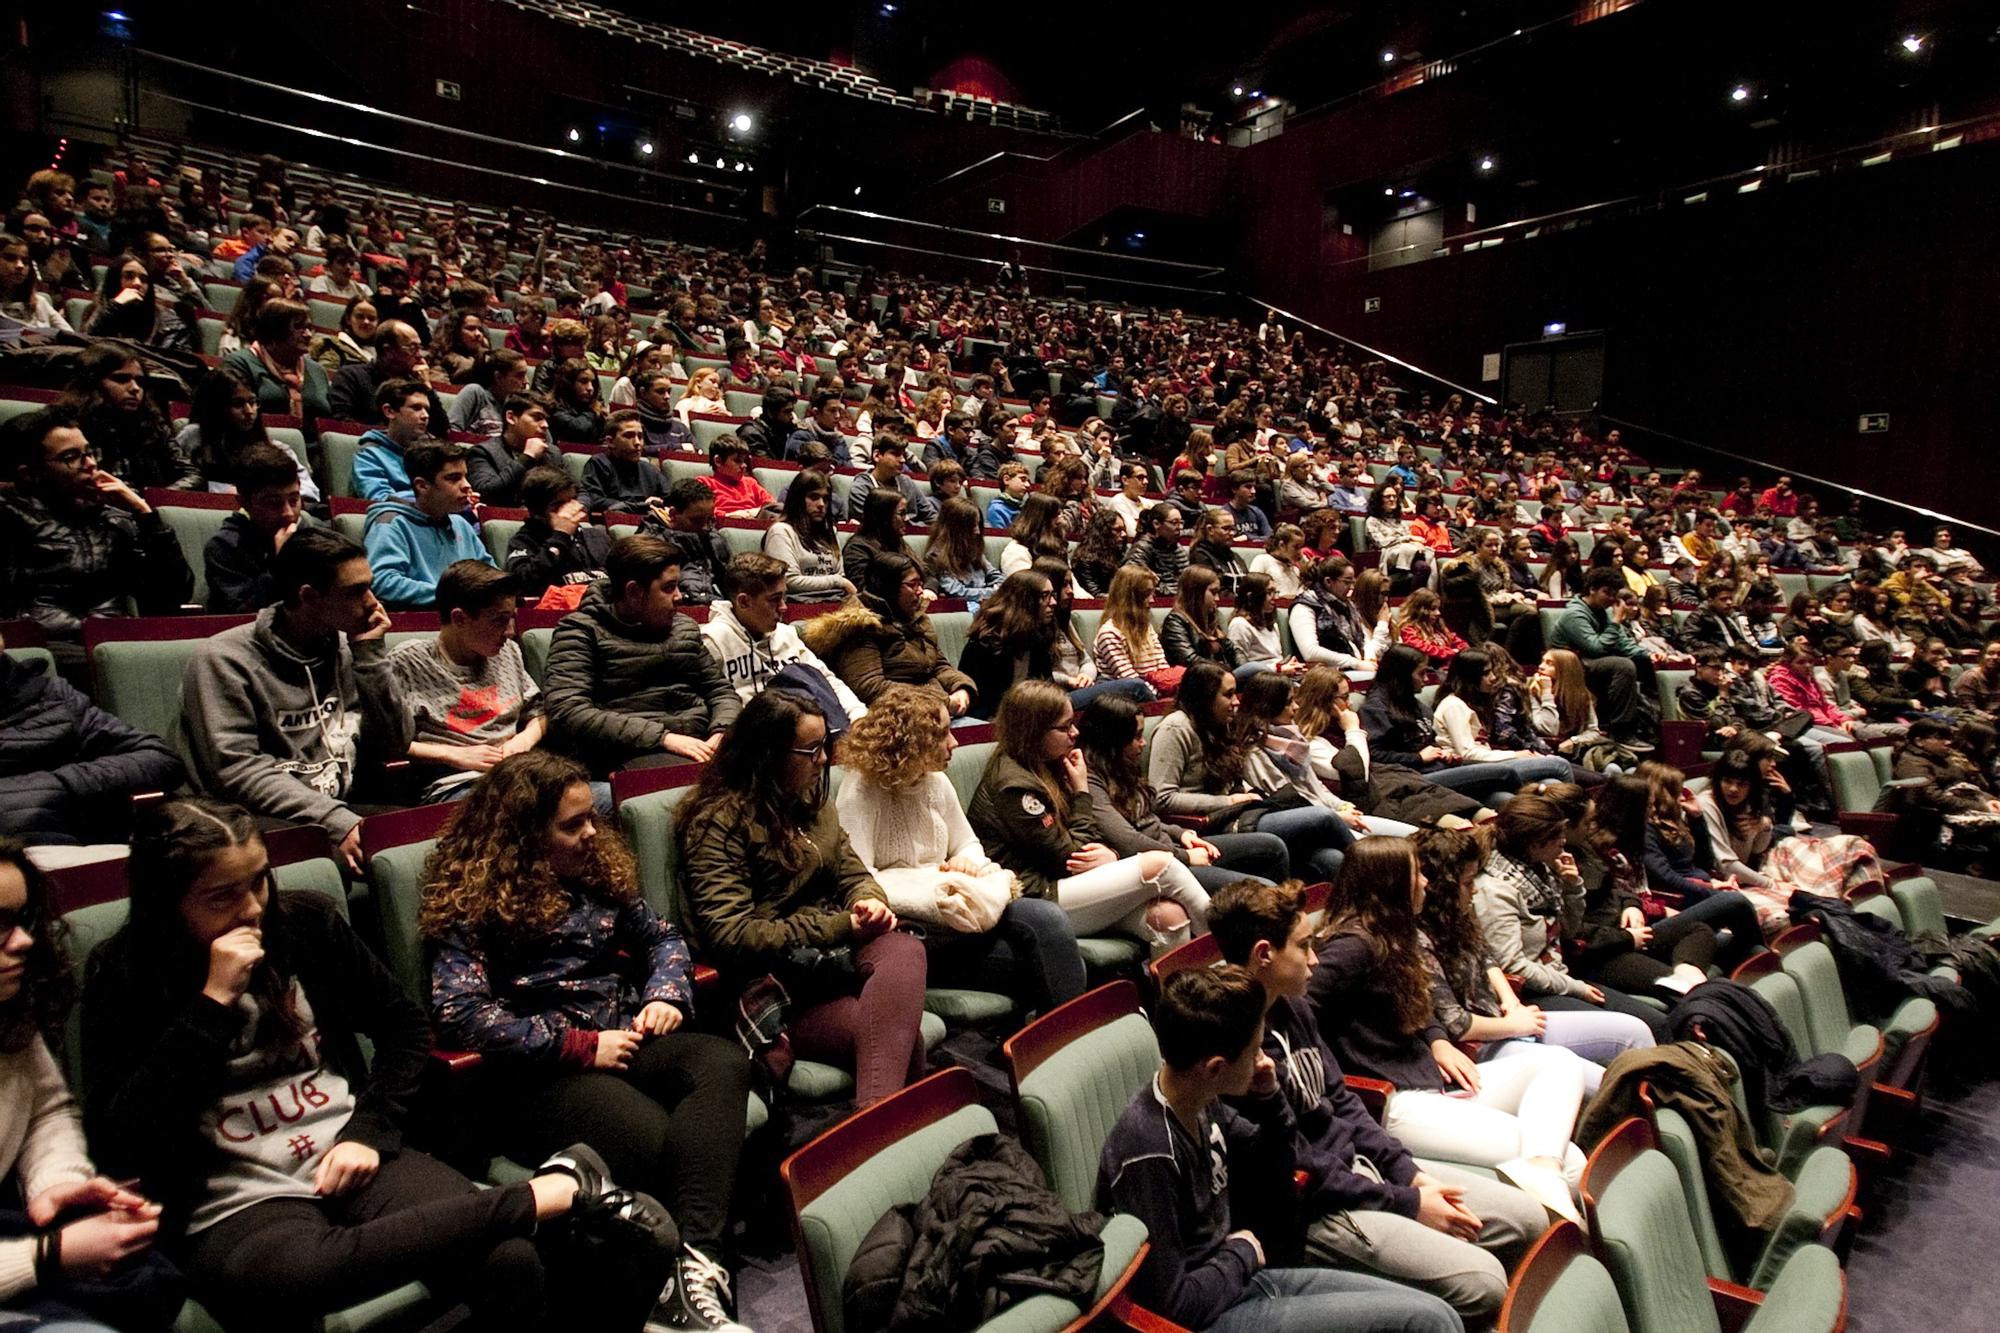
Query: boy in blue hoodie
1096 967 1461 1333
351 376 434 501
364 440 494 609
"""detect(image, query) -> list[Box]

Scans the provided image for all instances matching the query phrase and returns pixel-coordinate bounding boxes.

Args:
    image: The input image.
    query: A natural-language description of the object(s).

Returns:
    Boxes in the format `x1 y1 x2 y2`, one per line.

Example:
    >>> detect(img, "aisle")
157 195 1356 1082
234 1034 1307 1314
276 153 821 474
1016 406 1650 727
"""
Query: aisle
1846 1072 2000 1331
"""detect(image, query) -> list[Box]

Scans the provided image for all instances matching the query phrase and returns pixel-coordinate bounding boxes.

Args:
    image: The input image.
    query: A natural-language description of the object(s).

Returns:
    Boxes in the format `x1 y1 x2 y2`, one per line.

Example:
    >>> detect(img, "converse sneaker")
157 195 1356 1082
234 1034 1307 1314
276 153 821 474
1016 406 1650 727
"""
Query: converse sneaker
539 1142 682 1253
645 1245 752 1332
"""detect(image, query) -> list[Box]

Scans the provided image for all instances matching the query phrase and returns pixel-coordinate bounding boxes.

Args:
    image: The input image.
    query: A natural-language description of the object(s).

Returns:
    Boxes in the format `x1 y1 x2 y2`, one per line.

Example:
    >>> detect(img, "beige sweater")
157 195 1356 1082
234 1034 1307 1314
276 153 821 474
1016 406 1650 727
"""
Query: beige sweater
0 1037 97 1300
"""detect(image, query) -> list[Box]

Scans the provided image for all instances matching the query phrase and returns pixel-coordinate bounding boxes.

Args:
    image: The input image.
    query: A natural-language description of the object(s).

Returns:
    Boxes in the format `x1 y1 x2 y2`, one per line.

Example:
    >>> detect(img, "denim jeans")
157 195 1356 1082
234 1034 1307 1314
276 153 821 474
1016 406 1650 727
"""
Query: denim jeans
1067 678 1156 709
1200 830 1290 885
1420 761 1525 801
1203 1266 1463 1333
1254 806 1356 882
926 895 1086 1013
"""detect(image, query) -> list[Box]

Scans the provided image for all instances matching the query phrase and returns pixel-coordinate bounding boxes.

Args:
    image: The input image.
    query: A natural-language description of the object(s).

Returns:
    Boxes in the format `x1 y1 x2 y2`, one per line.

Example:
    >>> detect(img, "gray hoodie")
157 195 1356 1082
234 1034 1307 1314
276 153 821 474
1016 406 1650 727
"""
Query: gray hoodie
180 605 410 841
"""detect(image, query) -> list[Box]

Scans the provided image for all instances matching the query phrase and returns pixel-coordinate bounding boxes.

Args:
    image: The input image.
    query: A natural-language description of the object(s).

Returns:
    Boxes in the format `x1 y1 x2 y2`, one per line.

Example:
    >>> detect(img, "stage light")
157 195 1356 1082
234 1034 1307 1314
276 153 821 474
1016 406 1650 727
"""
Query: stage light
1543 321 1567 337
1478 156 1495 172
566 127 581 142
639 141 653 155
1901 34 1923 53
1232 85 1244 96
731 113 754 132
1730 86 1750 102
854 186 863 196
1384 187 1395 196
1381 50 1395 63
687 152 699 164
734 161 747 172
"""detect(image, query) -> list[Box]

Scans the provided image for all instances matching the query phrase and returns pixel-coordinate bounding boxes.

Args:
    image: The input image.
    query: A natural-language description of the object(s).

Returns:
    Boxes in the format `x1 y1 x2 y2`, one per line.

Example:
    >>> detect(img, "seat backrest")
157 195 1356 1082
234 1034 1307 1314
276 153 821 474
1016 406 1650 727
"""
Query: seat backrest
321 432 364 500
930 611 971 667
1005 983 1158 1214
1654 669 1692 723
784 1068 996 1333
1825 749 1882 814
1499 1221 1631 1333
1887 875 1947 937
617 784 697 923
3 646 54 680
482 518 523 566
93 638 203 744
1868 746 1893 784
1851 895 1903 931
1746 970 1815 1057
1649 1105 1734 1282
155 504 232 606
365 837 438 996
1779 941 1857 1057
520 627 555 684
945 741 994 810
1590 1145 1722 1333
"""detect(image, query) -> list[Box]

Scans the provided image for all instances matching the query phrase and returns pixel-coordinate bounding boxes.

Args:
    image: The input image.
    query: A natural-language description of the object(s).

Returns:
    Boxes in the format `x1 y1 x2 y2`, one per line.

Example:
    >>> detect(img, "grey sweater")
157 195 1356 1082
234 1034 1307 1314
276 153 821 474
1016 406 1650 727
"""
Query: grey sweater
180 606 410 841
1143 711 1243 819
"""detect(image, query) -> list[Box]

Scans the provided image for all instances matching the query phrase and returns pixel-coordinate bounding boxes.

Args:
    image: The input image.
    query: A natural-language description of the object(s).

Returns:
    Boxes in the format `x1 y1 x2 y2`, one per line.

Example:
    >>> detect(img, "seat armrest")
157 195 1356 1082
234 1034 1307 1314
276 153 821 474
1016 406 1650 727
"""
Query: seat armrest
430 1048 483 1075
1707 1275 1763 1333
1836 810 1898 839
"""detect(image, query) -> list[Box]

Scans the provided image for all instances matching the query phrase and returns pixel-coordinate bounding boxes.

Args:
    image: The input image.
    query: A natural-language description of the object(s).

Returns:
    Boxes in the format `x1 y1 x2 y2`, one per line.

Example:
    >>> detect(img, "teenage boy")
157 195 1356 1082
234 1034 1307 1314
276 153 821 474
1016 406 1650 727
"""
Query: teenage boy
1166 469 1210 526
1327 466 1370 513
364 441 493 610
1675 648 1745 747
0 407 192 680
181 528 409 872
644 479 733 605
1224 471 1272 542
1210 880 1546 1322
923 412 974 473
1097 967 1461 1333
984 462 1030 530
579 411 671 516
1681 580 1759 653
786 388 853 466
1106 462 1151 539
206 443 323 612
543 534 741 774
351 377 435 502
506 465 614 600
389 560 549 803
466 392 559 507
1547 567 1658 748
700 553 867 718
697 434 776 519
848 435 938 526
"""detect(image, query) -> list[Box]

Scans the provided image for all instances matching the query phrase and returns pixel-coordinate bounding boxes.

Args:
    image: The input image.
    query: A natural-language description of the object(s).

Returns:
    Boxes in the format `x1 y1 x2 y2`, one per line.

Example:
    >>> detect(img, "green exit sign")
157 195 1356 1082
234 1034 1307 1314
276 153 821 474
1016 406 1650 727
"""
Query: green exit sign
1858 413 1889 434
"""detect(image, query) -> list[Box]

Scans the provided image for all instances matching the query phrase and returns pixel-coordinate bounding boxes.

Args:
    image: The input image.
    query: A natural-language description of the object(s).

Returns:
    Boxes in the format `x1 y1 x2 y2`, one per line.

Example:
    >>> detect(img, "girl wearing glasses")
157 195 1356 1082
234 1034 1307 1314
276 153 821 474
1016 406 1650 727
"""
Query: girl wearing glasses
678 690 930 1109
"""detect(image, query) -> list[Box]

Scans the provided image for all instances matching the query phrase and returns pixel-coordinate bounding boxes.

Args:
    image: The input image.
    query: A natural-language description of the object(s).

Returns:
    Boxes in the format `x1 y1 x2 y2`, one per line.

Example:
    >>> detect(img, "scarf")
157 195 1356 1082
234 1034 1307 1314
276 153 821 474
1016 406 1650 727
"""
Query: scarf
251 340 305 417
1487 850 1567 923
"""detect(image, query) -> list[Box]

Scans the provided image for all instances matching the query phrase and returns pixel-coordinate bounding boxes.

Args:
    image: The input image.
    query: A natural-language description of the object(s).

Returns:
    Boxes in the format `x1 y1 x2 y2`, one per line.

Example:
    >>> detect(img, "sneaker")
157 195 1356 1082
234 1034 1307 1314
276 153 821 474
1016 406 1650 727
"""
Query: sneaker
1496 1157 1582 1225
541 1141 683 1254
645 1246 752 1332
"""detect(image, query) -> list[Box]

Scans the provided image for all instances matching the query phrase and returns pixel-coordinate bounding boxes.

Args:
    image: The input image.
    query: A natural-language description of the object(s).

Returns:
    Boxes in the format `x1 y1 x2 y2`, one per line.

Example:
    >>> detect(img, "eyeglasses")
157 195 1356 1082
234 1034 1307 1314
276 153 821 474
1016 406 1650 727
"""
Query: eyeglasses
790 739 828 759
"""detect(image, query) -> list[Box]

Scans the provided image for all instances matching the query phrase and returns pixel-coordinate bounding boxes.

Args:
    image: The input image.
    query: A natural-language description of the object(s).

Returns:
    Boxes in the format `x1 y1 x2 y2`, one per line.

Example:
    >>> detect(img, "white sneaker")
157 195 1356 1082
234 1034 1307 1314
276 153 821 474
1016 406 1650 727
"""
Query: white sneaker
1496 1158 1582 1225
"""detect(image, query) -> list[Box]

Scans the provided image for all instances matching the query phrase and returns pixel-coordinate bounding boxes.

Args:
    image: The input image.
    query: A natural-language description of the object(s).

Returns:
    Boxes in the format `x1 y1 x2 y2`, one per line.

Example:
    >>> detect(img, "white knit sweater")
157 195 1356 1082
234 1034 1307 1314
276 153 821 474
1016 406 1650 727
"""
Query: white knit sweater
0 1037 97 1301
835 771 1017 931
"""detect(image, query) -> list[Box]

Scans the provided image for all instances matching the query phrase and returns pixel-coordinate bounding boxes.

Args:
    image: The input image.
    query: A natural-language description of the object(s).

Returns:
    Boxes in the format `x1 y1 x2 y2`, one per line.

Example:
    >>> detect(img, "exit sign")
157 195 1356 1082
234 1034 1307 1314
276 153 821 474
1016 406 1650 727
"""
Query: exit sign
1858 413 1890 434
434 79 462 102
1364 296 1382 313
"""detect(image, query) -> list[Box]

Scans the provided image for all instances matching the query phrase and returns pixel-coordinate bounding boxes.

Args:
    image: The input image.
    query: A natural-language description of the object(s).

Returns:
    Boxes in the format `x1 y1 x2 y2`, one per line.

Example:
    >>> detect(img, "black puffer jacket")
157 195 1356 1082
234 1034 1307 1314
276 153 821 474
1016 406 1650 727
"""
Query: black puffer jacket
542 581 741 773
0 654 186 844
0 490 193 640
843 1131 1106 1333
642 520 733 604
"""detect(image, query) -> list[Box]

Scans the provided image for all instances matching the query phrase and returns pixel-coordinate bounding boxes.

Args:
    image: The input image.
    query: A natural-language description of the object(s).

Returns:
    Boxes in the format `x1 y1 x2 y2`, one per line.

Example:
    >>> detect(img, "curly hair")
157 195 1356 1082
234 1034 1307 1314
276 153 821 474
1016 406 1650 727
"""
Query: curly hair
840 685 952 792
1413 827 1487 990
0 839 72 1055
1325 838 1434 1036
419 752 636 942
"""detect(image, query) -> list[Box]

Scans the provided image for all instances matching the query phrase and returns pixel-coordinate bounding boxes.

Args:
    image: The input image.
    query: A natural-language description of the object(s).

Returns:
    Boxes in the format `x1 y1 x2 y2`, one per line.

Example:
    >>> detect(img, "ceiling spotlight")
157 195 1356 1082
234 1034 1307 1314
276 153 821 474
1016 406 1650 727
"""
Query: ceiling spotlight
854 186 863 196
1901 34 1923 53
686 151 699 164
1383 187 1395 196
639 141 653 155
734 161 747 172
566 127 581 142
1730 85 1750 102
1250 89 1264 99
1399 189 1414 198
1231 84 1244 96
1381 50 1395 63
1478 156 1495 171
730 112 753 132
715 157 725 168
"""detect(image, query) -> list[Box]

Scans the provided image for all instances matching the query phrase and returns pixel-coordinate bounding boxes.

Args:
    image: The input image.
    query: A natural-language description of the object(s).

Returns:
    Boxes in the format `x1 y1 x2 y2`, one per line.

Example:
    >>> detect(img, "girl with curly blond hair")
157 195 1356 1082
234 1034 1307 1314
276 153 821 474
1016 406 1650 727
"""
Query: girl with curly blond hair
420 752 752 1330
834 686 1084 1012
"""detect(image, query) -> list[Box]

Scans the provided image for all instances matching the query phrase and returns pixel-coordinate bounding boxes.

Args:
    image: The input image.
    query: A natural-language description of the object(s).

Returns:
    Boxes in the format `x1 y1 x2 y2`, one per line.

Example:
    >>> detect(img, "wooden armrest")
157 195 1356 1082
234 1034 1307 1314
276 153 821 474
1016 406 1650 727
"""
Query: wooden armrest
1105 1293 1196 1333
1293 1168 1310 1197
430 1048 484 1075
1708 1275 1764 1333
1344 1074 1394 1125
693 962 719 991
1836 810 1898 839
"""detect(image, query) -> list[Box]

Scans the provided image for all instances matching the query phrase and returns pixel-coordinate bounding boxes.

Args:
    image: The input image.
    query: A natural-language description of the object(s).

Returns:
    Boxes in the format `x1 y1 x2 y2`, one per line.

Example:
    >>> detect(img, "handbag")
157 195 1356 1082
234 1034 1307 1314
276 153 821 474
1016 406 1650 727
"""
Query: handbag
1143 665 1186 697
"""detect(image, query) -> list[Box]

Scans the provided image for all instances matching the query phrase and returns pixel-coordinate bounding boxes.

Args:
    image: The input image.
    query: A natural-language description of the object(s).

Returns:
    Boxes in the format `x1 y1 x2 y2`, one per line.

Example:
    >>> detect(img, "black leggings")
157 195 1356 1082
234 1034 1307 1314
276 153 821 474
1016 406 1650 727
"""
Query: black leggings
1585 912 1717 996
492 1030 751 1255
185 1148 562 1333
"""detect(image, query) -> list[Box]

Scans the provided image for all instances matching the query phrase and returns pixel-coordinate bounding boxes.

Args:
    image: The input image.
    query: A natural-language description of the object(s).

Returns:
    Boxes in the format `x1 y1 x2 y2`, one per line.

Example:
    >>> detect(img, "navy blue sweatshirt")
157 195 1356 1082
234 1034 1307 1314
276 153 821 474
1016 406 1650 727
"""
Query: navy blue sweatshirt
1308 932 1451 1093
1096 1073 1296 1329
1232 994 1421 1223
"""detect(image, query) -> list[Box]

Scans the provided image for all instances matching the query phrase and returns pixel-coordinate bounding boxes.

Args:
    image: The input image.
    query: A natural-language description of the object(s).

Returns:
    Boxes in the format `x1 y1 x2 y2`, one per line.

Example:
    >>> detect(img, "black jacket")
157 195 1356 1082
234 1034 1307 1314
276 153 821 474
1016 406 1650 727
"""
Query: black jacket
1307 932 1449 1092
0 653 185 844
82 891 432 1241
504 517 613 598
204 511 323 613
843 1132 1106 1333
645 521 733 604
579 453 669 516
1160 610 1241 670
1786 890 1967 1019
955 633 1049 719
543 582 741 773
466 438 565 508
326 361 447 436
1668 980 1860 1116
0 489 192 639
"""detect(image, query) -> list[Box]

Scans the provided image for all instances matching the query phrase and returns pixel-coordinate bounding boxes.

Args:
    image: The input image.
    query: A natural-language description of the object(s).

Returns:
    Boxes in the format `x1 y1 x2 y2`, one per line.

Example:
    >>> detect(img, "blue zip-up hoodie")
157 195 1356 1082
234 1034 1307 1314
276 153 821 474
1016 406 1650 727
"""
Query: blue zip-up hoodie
351 429 410 502
362 497 493 609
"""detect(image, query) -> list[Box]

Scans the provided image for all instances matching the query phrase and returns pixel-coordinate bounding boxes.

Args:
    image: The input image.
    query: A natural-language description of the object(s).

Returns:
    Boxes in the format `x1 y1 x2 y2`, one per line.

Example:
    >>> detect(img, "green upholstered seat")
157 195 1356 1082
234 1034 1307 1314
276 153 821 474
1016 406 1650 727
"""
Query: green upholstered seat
690 417 738 452
333 512 368 546
1076 935 1144 971
922 987 1015 1025
519 628 555 684
203 282 241 314
945 742 995 810
661 457 714 487
1014 1009 1159 1214
560 452 590 486
321 432 365 500
481 518 523 567
3 646 55 680
791 1083 1145 1333
1655 669 1692 723
1778 942 1884 1068
1502 1226 1631 1333
1593 1148 1844 1333
930 611 971 667
1741 972 1846 1177
718 526 764 557
1825 749 1883 815
1651 1106 1850 1292
94 638 203 745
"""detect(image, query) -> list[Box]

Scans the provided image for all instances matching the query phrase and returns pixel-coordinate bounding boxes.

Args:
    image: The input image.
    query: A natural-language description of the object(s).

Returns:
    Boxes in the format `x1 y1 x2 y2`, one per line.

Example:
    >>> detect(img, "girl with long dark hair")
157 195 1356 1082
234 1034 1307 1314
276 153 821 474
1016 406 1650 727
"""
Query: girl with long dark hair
1076 692 1288 892
1000 491 1070 576
677 690 930 1108
177 367 319 501
922 496 1003 605
1161 565 1243 672
955 569 1057 718
762 469 850 602
1358 645 1524 802
1430 651 1574 787
56 344 200 490
969 680 1210 955
83 799 673 1332
840 488 914 588
1311 839 1586 1219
